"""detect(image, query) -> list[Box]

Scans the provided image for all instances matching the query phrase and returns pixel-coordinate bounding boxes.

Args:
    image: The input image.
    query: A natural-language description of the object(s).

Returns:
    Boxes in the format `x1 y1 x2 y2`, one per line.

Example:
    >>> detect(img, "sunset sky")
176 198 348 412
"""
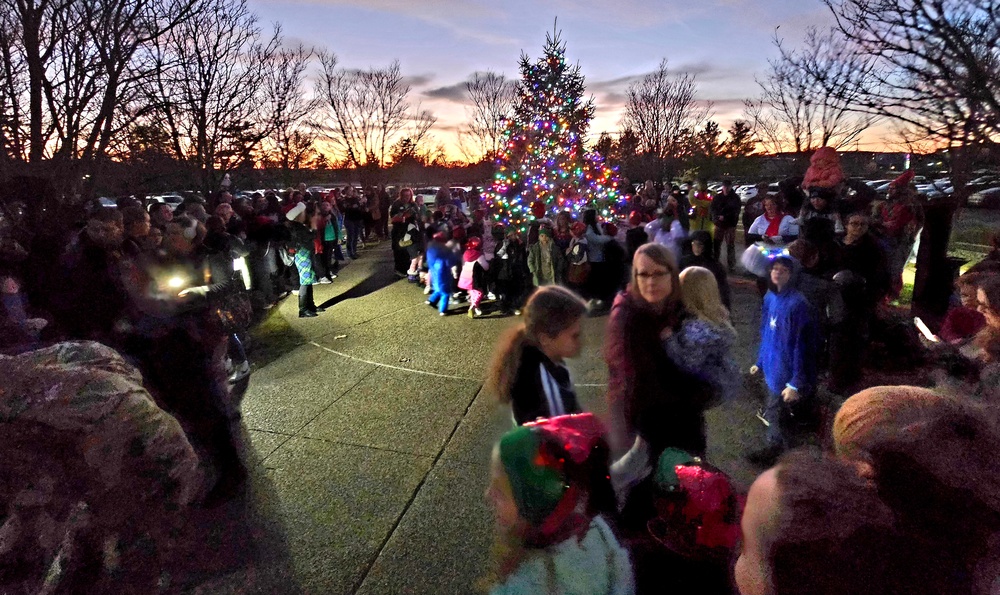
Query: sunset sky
248 0 886 160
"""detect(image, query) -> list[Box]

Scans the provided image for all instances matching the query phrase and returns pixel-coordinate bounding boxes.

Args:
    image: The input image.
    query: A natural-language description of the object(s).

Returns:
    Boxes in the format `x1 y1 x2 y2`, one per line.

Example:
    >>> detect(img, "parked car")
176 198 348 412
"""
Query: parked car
414 187 439 204
736 185 757 204
149 194 185 211
967 187 1000 209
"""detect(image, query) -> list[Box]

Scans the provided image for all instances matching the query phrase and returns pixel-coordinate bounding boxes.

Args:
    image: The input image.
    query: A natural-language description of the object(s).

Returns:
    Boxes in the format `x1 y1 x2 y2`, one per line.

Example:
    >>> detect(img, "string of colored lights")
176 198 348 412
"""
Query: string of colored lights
483 35 626 232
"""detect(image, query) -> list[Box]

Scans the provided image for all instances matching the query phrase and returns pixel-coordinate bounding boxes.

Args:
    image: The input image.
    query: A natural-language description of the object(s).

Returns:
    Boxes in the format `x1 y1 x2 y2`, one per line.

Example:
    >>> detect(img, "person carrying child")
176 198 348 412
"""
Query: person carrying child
486 286 588 425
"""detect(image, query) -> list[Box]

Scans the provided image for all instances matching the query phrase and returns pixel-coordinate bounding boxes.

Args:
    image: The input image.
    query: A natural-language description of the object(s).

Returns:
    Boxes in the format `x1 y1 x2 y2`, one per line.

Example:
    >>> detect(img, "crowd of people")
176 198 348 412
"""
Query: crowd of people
3 158 1000 593
473 162 1000 593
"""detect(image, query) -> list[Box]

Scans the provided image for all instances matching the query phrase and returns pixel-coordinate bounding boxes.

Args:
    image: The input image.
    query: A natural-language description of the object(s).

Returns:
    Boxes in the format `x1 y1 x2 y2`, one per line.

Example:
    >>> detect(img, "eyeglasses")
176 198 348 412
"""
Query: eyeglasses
636 271 670 280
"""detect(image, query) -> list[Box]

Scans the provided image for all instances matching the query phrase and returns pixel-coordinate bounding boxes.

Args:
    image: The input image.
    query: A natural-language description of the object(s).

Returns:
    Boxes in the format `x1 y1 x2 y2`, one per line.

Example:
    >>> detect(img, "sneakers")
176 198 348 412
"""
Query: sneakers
423 285 432 295
439 311 447 316
755 408 770 427
317 278 332 284
486 292 496 300
228 361 251 383
468 307 482 318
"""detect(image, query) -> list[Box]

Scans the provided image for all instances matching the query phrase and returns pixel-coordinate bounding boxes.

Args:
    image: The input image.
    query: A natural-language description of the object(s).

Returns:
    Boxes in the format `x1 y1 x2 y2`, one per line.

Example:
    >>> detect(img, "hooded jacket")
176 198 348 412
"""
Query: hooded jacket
756 257 819 396
425 240 459 292
679 230 731 309
458 246 489 290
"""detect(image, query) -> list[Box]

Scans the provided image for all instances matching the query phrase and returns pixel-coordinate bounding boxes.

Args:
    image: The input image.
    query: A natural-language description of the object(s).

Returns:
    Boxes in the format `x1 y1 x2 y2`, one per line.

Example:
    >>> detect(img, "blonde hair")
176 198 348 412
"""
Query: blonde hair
679 266 734 332
485 286 588 403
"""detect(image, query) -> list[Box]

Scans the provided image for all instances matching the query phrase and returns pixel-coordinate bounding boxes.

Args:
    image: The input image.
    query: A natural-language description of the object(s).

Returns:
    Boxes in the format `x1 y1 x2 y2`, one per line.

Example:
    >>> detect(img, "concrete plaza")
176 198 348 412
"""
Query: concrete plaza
177 242 770 595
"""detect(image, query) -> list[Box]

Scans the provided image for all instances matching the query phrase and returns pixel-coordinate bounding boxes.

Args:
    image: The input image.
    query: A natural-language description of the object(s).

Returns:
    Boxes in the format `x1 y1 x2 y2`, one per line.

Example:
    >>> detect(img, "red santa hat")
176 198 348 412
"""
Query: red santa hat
628 210 642 226
889 169 915 189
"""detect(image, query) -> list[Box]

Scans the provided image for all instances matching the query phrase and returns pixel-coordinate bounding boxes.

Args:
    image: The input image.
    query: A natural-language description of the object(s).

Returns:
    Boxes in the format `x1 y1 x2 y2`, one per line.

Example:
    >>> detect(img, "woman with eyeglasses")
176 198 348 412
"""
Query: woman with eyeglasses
603 243 714 520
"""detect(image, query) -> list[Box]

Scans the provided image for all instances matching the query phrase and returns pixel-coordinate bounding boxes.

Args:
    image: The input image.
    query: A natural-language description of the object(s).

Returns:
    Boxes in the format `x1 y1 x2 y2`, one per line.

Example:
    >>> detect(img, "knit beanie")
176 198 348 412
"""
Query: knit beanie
498 426 566 526
498 413 608 528
833 386 949 459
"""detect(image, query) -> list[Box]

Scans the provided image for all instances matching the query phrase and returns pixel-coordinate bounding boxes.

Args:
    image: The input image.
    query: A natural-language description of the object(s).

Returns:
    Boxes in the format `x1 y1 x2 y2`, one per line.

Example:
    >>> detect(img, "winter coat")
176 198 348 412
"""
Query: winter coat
527 240 566 286
458 248 489 291
495 238 528 283
625 227 648 262
664 317 740 408
644 218 686 262
489 516 634 595
756 262 819 396
509 344 582 425
584 226 613 263
839 233 891 303
603 291 712 455
798 205 844 234
747 214 799 240
426 240 460 293
709 190 742 228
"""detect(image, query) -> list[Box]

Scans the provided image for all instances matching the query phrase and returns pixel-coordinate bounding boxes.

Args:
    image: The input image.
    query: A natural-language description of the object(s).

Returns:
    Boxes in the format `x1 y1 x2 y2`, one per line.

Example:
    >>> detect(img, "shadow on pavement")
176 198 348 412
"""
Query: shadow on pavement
168 424 304 594
248 307 308 370
318 267 400 309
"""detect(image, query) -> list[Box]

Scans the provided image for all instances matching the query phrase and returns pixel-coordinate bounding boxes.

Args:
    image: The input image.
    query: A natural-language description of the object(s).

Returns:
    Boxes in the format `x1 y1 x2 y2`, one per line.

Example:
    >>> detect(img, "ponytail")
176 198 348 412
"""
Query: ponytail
485 325 528 404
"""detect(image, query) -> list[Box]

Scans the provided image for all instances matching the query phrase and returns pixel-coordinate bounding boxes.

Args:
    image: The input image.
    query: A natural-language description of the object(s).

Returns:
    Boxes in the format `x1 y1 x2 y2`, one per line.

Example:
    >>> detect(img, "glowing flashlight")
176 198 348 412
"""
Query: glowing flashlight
167 276 185 289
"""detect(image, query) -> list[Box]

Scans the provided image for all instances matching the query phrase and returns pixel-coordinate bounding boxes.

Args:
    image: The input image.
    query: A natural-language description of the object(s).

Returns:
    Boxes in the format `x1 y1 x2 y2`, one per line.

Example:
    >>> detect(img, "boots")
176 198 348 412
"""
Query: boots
299 285 319 318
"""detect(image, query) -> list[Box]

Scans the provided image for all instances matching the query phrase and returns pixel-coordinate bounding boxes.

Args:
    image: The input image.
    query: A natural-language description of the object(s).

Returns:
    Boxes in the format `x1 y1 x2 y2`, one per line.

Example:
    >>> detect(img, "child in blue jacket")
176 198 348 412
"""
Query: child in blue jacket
748 255 819 466
425 231 460 315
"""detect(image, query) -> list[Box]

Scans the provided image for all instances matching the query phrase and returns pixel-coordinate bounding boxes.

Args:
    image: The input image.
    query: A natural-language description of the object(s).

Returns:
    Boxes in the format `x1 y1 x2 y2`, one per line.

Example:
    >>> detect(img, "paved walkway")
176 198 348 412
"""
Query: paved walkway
176 242 772 595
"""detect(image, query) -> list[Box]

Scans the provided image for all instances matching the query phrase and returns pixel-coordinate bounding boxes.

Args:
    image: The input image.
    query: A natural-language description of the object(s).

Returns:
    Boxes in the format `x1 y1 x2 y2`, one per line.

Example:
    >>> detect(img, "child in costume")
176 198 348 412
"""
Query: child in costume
484 413 634 595
458 236 491 318
425 231 460 316
486 286 588 425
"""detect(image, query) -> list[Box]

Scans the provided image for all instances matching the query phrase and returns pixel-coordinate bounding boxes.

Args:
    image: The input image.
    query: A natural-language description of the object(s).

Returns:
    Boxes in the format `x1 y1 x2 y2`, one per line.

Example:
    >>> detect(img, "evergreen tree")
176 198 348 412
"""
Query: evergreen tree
484 30 624 231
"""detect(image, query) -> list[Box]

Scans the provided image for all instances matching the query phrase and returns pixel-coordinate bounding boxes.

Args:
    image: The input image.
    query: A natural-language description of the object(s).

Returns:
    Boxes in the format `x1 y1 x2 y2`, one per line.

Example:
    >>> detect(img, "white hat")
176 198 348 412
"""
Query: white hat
286 201 307 221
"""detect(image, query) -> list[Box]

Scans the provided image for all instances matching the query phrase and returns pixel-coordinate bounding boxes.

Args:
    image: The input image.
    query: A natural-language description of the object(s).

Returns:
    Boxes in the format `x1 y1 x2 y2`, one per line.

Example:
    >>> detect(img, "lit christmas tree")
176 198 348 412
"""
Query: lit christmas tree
484 30 625 230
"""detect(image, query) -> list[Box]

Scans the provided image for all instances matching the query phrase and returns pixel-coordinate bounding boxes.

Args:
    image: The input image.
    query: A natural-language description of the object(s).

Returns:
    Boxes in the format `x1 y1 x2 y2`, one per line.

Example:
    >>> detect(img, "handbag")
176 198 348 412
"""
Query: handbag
567 261 591 285
399 233 413 248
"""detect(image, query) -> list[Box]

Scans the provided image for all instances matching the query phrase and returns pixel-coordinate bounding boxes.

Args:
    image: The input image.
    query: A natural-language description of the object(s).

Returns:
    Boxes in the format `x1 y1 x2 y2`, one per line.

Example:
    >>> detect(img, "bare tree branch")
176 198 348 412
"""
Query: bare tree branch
756 26 876 153
460 70 516 162
621 59 709 163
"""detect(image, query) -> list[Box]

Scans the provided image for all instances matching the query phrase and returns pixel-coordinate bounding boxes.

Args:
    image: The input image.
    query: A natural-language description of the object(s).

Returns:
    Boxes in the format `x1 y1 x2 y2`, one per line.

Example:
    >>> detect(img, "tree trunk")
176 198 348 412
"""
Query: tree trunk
22 6 45 163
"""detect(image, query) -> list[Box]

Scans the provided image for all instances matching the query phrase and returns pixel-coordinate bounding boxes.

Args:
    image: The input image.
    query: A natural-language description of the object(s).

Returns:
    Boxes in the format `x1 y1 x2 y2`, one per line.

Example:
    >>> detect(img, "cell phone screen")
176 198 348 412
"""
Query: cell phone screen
914 317 939 343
